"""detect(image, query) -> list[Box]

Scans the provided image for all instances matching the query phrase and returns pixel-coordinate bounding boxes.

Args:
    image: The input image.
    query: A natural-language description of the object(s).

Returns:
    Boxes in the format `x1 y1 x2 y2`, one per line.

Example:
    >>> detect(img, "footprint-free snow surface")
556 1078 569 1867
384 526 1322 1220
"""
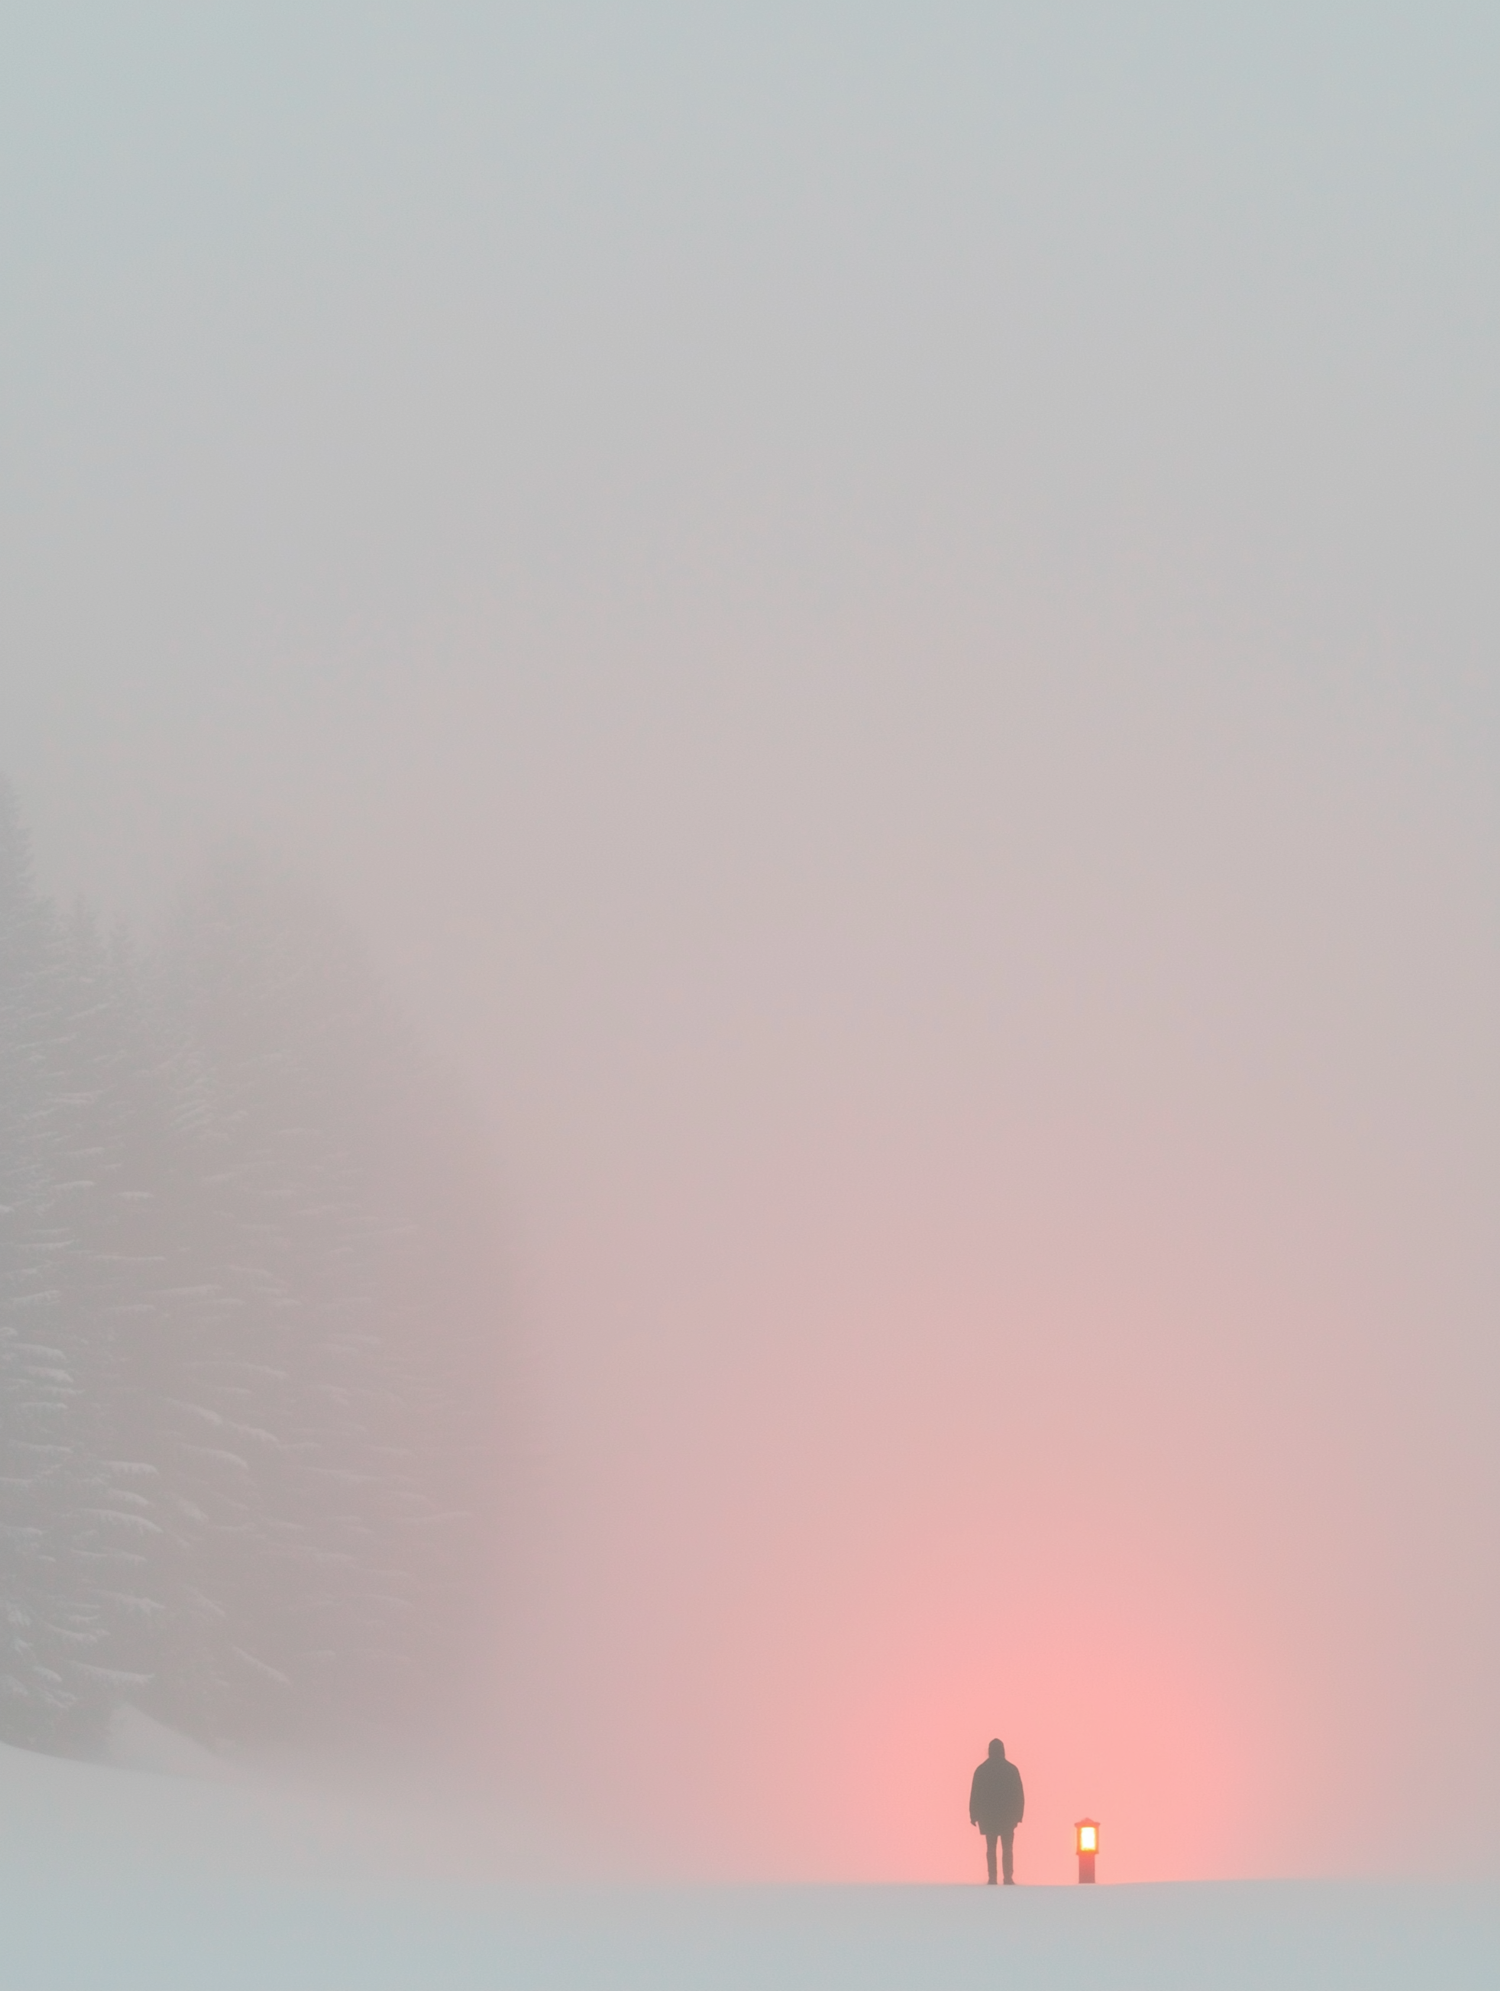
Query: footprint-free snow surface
0 1736 1494 1989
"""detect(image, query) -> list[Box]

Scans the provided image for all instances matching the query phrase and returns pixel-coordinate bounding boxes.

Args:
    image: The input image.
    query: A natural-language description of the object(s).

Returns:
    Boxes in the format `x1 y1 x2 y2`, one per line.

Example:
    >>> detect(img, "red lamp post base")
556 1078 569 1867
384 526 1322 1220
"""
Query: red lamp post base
1077 1851 1096 1883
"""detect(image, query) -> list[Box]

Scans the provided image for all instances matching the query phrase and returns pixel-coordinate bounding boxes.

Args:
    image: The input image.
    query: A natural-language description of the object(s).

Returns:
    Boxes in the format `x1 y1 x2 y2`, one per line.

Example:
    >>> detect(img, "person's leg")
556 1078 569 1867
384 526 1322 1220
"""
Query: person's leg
1001 1828 1015 1884
985 1833 998 1884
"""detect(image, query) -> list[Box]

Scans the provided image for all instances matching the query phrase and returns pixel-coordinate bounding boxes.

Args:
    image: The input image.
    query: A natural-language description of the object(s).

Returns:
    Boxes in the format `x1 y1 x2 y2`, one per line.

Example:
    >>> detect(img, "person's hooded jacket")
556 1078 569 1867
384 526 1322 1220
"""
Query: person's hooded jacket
970 1741 1024 1833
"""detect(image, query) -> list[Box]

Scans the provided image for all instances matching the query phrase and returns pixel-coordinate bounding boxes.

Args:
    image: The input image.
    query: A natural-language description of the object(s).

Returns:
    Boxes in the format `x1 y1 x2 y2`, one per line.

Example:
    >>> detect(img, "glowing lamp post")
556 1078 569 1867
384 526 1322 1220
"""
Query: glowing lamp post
1074 1819 1100 1884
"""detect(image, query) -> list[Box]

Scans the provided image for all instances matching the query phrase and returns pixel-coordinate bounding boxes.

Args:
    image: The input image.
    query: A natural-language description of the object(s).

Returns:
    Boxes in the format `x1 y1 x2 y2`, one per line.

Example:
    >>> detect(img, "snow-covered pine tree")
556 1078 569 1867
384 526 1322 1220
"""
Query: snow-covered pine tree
146 853 501 1750
1 782 503 1759
0 781 160 1748
49 907 171 1726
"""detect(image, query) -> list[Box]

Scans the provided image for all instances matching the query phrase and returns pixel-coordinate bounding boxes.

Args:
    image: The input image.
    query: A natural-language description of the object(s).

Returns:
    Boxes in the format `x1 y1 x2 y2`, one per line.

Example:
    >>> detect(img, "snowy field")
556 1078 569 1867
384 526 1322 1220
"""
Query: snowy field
0 1735 1495 1990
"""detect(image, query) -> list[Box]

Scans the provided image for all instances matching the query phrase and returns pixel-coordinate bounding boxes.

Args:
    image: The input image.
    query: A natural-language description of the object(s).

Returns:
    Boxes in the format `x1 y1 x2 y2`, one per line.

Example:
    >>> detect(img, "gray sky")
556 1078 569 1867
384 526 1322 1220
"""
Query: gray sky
4 3 1499 1880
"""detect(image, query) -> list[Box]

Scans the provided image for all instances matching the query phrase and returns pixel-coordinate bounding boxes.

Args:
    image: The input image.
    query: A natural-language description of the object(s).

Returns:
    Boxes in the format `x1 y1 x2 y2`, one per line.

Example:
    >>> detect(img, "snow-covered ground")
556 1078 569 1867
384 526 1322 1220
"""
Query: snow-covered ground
0 1734 1494 1989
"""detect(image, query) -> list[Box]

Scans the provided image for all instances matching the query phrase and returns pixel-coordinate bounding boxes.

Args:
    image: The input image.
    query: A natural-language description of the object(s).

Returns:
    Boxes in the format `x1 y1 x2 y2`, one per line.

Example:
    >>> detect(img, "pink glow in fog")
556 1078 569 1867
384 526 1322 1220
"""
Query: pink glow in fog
5 2 1499 1892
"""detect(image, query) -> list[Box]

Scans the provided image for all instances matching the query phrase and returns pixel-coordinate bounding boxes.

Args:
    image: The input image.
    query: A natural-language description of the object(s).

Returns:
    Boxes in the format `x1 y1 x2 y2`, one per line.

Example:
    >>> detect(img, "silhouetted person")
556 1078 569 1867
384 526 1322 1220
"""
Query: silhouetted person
970 1738 1024 1884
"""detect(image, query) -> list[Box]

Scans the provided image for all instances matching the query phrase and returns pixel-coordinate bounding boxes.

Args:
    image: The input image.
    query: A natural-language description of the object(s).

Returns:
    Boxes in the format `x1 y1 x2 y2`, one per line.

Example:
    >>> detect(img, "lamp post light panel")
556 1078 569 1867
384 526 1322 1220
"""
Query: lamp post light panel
1074 1819 1100 1883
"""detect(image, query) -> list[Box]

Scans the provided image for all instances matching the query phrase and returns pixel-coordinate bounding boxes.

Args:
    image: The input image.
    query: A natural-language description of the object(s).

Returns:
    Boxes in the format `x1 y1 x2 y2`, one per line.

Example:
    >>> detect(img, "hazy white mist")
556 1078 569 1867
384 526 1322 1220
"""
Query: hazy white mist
3 2 1498 1885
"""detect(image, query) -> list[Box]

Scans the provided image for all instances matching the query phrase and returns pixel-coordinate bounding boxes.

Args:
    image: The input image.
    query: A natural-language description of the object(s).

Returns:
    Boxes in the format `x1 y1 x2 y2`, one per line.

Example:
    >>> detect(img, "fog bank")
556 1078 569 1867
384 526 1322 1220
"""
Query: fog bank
3 3 1498 1882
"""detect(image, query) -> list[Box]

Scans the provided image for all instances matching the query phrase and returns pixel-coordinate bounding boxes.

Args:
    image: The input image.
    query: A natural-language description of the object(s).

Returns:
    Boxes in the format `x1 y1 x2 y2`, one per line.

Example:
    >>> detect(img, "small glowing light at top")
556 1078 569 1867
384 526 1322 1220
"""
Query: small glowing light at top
1078 1824 1097 1853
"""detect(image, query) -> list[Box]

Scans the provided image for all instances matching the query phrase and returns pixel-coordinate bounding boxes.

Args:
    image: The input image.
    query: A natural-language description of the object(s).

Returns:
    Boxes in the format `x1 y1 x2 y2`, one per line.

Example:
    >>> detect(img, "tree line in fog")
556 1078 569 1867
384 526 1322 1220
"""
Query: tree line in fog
0 779 504 1758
